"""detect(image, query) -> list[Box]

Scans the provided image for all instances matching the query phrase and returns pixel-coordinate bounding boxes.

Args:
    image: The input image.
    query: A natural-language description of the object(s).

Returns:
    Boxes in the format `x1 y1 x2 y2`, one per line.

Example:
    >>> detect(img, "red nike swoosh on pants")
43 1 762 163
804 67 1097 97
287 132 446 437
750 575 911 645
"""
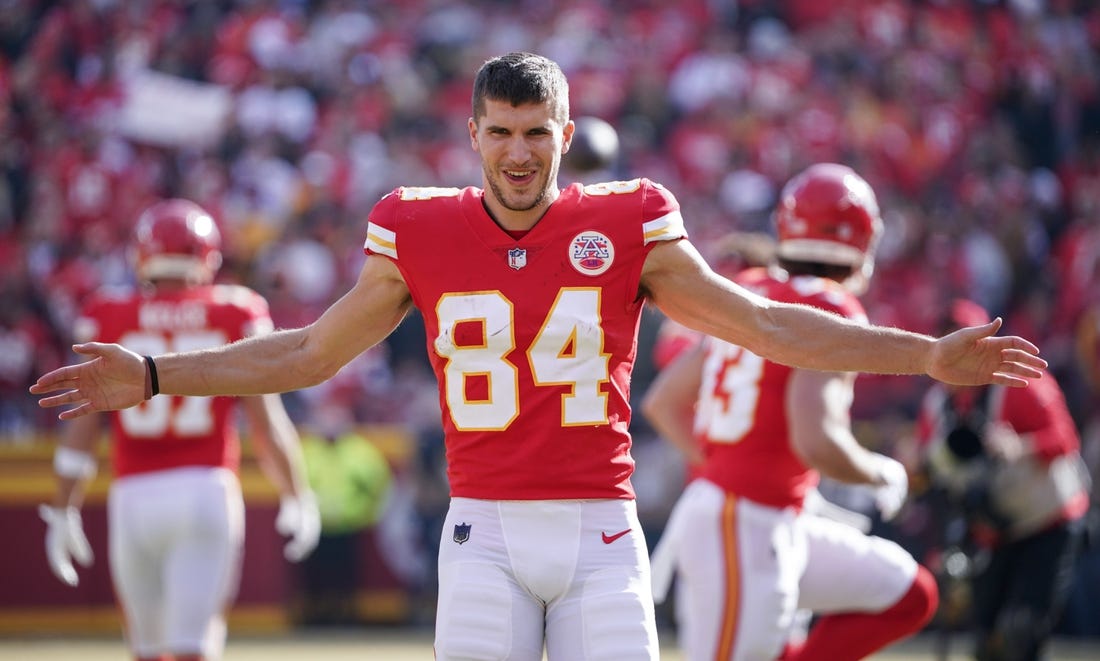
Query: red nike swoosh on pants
601 528 631 544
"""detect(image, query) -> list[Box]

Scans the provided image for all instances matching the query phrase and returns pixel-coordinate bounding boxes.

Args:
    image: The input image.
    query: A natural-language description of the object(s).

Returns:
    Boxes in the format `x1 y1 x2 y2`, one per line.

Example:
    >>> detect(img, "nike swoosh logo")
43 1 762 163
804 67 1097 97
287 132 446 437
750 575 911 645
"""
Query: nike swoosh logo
602 528 631 544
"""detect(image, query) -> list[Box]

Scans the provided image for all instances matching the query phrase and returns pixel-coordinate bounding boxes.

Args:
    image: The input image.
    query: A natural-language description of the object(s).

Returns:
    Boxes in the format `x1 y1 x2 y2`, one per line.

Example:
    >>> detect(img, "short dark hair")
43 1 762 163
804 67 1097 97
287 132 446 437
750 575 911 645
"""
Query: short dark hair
471 52 569 124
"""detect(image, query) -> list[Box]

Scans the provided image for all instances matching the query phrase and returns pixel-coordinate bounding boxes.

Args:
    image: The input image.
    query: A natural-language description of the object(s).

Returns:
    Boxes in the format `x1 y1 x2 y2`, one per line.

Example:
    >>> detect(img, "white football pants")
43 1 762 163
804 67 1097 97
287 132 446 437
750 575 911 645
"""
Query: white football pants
434 497 659 660
654 478 917 661
109 466 244 660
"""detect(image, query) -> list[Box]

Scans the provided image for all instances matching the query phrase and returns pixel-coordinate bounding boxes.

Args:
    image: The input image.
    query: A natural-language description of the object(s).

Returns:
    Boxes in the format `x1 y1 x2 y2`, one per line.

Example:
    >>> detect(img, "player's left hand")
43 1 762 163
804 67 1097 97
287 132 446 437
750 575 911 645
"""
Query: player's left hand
276 491 321 562
873 455 909 521
30 343 147 419
927 318 1046 387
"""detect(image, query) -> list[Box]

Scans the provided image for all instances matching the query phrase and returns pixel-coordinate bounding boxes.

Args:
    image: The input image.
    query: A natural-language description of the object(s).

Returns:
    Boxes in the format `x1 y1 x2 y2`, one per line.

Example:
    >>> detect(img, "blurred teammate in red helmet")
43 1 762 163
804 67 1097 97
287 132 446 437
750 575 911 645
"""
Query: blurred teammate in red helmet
39 199 320 661
644 163 939 660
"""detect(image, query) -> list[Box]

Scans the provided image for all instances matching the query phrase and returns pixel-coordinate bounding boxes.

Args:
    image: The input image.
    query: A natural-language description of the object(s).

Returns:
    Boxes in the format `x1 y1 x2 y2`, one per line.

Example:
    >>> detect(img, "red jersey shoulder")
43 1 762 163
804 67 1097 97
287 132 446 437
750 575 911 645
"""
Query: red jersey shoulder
199 284 274 337
364 186 468 258
75 285 139 343
76 284 271 344
205 283 269 317
79 284 137 316
569 178 686 245
568 177 676 212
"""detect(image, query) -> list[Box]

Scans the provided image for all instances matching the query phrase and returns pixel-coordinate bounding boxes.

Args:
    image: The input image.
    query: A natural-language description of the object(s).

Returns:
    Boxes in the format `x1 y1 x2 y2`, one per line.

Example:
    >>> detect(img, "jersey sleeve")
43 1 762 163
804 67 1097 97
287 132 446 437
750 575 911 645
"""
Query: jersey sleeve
364 187 464 261
364 189 401 260
641 179 687 245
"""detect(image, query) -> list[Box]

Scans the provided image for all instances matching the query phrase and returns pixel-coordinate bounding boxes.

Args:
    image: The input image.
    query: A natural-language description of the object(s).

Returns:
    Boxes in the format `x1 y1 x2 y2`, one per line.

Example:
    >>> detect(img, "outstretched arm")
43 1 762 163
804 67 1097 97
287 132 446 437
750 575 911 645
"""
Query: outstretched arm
640 239 1046 387
32 255 414 419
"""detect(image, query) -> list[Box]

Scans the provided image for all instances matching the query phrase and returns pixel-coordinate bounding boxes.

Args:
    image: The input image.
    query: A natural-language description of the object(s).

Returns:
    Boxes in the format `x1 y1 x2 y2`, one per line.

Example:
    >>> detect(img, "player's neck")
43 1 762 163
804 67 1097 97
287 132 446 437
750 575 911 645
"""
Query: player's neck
481 185 560 233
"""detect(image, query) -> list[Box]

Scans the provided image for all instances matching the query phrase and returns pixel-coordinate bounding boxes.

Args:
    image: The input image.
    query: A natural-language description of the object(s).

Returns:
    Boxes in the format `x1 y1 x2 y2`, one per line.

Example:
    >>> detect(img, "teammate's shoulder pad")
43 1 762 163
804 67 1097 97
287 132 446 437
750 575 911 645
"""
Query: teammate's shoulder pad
211 283 267 309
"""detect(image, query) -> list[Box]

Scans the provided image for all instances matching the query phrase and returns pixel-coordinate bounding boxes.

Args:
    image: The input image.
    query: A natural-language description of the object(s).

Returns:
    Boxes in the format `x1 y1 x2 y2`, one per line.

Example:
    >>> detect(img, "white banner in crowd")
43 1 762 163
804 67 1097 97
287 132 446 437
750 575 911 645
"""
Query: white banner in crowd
117 69 232 149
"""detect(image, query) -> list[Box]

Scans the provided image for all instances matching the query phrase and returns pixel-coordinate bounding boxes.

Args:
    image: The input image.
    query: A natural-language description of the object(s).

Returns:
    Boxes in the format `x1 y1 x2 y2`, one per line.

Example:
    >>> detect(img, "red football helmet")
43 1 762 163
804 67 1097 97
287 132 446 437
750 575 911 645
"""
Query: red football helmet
133 199 222 283
774 163 883 288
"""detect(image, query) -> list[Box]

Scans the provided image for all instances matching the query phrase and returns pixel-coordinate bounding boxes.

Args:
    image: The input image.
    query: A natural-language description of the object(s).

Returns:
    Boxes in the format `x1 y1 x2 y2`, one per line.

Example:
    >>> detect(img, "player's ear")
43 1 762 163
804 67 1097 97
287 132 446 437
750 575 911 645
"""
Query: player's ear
561 119 575 155
468 117 479 151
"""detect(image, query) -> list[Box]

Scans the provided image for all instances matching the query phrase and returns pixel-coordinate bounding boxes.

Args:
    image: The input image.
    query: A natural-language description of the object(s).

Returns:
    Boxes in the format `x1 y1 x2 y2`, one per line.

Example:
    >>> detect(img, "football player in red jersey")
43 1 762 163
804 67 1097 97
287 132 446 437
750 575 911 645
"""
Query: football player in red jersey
643 164 939 661
32 54 1044 660
38 199 320 661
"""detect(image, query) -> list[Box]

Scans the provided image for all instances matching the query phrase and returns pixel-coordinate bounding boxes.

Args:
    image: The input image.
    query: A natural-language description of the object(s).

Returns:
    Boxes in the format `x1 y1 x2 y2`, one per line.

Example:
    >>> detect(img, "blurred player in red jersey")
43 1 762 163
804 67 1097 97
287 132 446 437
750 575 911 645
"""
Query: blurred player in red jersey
643 163 939 661
38 199 320 661
32 54 1045 660
918 299 1091 661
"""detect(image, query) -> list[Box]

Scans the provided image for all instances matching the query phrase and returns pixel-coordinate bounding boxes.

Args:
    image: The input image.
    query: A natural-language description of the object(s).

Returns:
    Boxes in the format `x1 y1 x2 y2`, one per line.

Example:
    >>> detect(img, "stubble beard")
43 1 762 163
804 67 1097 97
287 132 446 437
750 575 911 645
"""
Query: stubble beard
484 163 554 213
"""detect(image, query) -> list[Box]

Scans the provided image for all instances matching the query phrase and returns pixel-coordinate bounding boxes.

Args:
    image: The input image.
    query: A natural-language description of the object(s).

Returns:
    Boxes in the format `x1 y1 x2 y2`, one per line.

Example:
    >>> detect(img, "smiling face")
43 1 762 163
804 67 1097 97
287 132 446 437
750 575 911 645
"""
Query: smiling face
470 98 575 231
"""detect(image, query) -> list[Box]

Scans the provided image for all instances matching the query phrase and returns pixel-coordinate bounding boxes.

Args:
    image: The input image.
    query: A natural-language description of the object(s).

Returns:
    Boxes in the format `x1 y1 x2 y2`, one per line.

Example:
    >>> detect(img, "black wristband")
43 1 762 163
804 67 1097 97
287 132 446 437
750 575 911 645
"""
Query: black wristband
143 355 160 399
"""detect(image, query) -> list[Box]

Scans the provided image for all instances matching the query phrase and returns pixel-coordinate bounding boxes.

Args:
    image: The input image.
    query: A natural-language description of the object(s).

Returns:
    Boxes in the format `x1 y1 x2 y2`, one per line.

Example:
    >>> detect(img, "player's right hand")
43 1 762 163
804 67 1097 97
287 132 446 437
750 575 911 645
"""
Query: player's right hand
39 505 94 587
927 318 1046 388
30 343 147 420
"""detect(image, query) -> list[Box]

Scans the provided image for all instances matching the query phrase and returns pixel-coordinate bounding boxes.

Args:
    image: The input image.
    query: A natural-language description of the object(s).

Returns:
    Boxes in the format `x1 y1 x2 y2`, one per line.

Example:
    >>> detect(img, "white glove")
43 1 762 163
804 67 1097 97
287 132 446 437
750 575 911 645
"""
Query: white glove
276 491 321 562
873 455 909 521
39 505 94 587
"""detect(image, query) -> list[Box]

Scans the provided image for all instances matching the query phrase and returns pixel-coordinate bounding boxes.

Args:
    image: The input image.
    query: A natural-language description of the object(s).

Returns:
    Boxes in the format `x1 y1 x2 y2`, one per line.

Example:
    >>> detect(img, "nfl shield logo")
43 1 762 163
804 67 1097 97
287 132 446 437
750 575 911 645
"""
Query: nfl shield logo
453 522 472 544
508 247 527 270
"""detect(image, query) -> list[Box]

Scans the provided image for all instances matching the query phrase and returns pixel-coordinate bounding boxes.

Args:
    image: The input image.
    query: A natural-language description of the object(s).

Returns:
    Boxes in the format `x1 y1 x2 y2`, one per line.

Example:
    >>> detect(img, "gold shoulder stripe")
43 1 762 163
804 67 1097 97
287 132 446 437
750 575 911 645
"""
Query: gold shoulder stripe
365 223 398 259
643 210 687 244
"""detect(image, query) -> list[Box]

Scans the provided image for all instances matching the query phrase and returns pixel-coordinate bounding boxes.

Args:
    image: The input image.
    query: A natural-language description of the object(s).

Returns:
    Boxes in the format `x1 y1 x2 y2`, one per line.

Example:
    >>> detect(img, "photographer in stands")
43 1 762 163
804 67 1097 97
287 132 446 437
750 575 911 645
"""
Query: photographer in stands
917 299 1091 661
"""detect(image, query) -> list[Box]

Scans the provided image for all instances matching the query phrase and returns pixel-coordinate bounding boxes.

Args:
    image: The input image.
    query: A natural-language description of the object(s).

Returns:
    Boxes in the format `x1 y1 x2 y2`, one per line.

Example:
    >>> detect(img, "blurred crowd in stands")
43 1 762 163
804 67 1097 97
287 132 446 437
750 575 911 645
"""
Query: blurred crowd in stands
1 0 1099 634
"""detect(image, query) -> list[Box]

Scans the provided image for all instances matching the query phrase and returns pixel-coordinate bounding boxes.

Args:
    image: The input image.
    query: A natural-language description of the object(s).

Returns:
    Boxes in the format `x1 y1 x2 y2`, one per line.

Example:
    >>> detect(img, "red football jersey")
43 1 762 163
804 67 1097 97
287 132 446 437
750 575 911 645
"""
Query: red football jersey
695 268 867 508
365 179 686 499
74 284 273 478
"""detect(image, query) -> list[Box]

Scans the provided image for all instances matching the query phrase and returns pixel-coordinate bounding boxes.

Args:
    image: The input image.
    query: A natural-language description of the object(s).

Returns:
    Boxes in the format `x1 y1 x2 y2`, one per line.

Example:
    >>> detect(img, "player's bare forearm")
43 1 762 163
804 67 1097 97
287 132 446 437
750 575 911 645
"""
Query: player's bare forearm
642 240 1046 386
745 302 933 375
159 328 328 396
32 256 413 418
